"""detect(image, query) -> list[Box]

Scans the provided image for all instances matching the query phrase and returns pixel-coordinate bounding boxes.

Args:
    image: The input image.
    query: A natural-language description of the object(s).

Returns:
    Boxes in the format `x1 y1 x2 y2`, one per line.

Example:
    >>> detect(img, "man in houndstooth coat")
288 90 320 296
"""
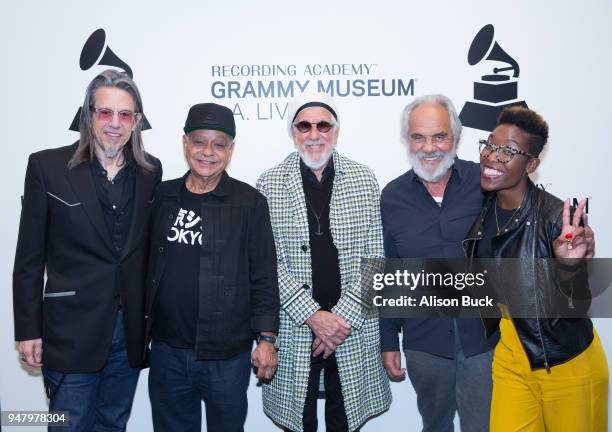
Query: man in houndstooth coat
257 92 391 432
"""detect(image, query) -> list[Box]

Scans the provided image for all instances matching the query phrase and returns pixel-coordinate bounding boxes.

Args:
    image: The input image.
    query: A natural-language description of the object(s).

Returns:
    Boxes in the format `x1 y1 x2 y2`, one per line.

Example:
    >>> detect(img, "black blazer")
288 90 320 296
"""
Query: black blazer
13 142 162 373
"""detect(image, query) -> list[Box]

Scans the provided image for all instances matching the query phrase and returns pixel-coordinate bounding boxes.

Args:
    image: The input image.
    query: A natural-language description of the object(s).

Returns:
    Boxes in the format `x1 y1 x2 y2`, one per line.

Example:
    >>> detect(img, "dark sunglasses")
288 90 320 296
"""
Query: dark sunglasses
293 120 335 133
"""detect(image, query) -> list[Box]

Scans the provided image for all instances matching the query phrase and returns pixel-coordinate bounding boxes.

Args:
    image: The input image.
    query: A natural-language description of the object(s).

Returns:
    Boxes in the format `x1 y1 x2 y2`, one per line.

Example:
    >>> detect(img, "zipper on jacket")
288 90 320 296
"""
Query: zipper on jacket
463 233 487 337
532 212 551 374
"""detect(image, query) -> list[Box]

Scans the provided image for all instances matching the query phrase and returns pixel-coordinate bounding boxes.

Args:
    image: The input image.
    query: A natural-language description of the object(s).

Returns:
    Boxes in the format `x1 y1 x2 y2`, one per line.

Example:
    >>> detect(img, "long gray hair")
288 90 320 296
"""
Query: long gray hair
67 69 156 172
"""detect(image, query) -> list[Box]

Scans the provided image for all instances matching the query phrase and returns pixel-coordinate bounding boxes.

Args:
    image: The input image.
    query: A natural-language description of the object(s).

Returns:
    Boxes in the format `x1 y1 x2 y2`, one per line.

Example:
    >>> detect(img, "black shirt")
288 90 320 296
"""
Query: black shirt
300 159 341 312
147 171 280 360
90 156 135 256
476 200 518 259
152 182 210 349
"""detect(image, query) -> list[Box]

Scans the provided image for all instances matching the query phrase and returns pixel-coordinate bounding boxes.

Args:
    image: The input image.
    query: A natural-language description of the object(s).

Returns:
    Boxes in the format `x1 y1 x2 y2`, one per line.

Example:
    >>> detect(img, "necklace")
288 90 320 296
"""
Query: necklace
304 191 332 236
494 198 521 235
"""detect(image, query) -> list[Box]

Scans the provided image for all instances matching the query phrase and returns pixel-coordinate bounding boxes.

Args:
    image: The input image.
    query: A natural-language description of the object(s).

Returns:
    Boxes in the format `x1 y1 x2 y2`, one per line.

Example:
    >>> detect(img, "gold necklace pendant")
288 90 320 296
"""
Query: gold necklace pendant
494 198 521 235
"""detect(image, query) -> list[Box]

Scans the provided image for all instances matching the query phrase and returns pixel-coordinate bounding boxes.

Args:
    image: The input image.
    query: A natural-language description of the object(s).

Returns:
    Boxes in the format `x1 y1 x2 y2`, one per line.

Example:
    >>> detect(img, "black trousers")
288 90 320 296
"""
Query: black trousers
285 353 355 432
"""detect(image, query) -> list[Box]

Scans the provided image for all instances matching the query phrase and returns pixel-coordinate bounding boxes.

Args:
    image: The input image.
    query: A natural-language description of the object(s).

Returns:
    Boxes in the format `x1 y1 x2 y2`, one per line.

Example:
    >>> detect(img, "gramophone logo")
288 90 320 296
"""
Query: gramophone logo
459 24 528 132
69 29 151 131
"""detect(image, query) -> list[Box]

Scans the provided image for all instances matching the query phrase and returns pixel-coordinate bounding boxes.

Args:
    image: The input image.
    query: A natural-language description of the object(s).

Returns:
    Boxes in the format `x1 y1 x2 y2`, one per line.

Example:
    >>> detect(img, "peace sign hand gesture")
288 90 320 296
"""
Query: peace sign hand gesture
553 198 592 260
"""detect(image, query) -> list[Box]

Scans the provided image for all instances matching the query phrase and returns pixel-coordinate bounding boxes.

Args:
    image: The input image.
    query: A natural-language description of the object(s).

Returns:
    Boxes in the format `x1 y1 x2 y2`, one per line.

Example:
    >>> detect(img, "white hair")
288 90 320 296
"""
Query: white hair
399 94 462 147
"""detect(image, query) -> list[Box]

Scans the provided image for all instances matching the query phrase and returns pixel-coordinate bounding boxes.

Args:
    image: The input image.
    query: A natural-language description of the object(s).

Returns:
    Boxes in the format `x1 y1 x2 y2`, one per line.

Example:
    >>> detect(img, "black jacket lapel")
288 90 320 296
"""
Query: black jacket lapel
66 162 114 253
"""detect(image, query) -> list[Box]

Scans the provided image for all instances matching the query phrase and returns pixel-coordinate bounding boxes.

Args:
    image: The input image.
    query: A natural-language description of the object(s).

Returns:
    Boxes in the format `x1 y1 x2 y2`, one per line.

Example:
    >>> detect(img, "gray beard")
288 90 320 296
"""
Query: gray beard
95 138 125 160
297 142 334 171
408 148 456 183
103 146 121 159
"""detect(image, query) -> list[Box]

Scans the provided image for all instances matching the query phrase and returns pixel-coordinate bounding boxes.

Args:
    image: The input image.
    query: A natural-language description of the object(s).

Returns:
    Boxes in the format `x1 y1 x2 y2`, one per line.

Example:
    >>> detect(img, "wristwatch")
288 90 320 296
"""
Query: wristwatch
257 334 278 345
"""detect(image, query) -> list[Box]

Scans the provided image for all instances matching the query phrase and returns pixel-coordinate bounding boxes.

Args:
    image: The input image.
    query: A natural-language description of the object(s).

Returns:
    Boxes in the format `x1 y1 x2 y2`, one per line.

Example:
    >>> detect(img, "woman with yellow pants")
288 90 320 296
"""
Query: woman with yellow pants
492 318 608 431
464 106 608 431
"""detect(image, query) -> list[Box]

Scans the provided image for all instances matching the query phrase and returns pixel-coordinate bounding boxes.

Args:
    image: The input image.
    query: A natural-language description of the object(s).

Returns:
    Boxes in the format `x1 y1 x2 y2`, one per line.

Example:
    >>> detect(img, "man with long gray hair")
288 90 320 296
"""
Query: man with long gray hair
13 69 162 431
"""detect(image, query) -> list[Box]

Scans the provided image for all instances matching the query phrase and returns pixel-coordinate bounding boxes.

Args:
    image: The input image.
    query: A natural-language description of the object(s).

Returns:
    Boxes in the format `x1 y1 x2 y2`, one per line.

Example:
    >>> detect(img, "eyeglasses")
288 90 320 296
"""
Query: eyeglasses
93 107 139 124
479 139 536 164
293 120 335 133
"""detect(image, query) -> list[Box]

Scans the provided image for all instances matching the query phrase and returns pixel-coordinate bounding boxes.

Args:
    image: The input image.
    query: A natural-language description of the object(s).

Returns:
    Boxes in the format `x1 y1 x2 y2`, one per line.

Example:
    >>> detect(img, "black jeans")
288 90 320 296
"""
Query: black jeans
285 353 354 432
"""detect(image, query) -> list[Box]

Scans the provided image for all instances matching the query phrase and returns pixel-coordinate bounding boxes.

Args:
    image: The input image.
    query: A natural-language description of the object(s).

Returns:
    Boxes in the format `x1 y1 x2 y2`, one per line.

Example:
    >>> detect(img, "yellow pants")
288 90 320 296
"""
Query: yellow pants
490 318 608 432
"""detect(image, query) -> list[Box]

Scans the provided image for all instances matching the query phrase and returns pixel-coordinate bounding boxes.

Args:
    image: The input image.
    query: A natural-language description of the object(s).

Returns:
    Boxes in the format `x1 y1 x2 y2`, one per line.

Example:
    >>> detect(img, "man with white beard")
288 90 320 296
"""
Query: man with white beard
257 92 391 432
379 94 499 432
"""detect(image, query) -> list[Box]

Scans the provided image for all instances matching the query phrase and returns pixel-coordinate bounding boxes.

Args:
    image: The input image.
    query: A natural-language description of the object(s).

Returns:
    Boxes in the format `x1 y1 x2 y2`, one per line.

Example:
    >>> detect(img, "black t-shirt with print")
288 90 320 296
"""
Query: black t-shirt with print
152 183 210 349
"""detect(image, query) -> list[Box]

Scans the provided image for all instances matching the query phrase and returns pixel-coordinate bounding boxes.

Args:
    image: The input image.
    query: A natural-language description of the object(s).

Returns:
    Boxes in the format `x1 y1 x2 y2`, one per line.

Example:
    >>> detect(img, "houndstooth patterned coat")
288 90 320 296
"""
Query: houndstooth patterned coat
256 151 391 432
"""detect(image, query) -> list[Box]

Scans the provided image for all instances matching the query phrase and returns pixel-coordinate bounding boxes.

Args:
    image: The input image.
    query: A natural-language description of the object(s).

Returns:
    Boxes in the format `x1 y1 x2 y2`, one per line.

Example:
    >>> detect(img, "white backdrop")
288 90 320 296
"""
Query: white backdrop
2 1 611 430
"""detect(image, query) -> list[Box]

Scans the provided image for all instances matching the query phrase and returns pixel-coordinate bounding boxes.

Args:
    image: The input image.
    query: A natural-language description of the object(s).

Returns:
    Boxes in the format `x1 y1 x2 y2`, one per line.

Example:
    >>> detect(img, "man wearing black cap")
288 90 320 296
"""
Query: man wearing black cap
145 103 280 431
257 93 391 432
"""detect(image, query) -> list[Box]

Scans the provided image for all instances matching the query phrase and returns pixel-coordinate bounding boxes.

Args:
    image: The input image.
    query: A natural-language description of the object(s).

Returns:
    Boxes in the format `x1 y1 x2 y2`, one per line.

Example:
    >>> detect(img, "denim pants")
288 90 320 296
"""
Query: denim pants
42 310 140 432
404 320 494 432
148 341 251 432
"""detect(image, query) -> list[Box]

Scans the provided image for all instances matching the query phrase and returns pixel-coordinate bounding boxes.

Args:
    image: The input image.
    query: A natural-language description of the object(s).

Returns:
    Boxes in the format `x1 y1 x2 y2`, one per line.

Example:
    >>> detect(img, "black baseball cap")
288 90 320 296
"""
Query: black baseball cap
183 103 236 138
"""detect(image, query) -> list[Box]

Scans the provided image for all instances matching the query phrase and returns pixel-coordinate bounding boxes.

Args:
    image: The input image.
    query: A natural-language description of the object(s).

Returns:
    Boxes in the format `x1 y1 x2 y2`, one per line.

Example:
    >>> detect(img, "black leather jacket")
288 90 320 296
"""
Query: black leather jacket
463 181 593 371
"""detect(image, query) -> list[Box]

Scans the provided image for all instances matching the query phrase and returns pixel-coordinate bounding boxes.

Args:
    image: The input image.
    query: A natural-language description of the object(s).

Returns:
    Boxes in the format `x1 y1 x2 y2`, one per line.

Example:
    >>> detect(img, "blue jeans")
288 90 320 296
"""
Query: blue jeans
148 341 251 432
42 310 140 432
404 320 494 432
